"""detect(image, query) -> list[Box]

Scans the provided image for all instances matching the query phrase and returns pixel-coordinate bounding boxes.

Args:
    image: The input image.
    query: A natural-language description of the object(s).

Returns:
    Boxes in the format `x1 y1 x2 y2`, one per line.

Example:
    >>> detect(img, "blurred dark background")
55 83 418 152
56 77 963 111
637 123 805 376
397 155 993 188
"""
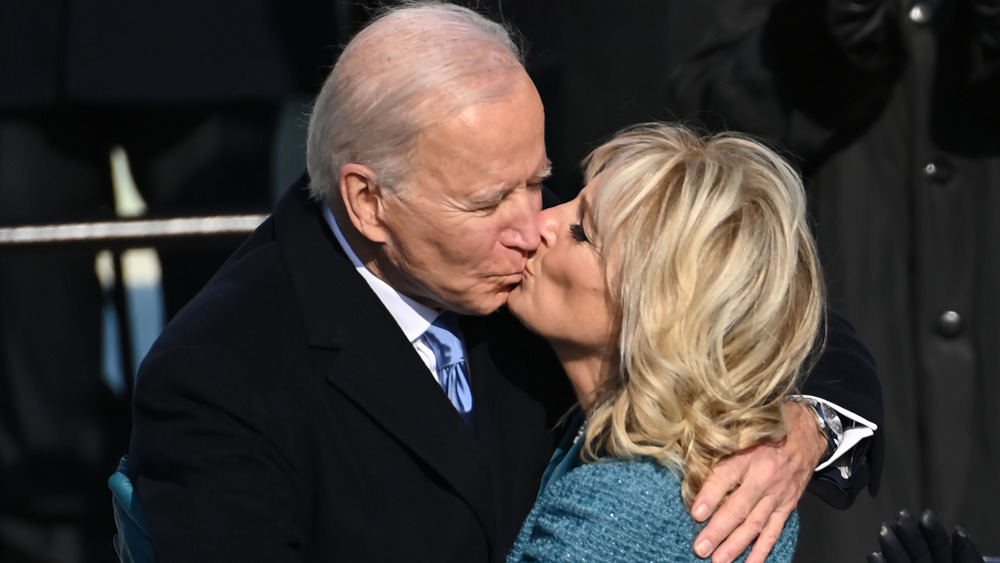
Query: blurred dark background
2 1 997 562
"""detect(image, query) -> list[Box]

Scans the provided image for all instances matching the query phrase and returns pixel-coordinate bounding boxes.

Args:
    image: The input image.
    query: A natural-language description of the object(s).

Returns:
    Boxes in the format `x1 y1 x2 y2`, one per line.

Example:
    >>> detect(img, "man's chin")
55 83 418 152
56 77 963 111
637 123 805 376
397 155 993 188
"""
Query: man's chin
442 292 508 317
477 293 513 316
440 278 523 316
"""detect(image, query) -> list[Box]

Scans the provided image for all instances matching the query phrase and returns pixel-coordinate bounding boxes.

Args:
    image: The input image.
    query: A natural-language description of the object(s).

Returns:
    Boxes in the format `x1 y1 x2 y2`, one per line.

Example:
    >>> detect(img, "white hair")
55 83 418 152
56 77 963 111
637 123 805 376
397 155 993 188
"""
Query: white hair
306 1 526 201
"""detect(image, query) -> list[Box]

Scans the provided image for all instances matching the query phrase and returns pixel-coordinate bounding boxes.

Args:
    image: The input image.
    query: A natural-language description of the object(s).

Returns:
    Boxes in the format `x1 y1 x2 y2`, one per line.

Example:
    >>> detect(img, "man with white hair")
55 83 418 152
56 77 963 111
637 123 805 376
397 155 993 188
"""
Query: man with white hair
122 3 882 562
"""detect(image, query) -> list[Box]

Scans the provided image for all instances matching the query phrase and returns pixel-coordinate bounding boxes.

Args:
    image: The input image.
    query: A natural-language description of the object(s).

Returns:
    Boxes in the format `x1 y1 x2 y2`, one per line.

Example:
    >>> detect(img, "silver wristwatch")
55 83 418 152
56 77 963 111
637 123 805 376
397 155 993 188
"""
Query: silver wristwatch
798 397 844 463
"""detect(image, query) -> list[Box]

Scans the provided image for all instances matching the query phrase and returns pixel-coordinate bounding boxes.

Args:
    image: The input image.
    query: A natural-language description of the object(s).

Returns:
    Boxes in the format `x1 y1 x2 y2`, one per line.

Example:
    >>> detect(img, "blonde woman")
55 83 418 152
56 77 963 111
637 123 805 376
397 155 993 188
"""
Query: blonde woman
506 123 825 562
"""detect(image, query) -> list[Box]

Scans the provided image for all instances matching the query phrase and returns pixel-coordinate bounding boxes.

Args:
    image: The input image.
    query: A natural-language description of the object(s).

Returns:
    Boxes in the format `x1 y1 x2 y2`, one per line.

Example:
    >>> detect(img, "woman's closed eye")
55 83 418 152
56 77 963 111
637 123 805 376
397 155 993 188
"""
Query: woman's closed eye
569 222 590 243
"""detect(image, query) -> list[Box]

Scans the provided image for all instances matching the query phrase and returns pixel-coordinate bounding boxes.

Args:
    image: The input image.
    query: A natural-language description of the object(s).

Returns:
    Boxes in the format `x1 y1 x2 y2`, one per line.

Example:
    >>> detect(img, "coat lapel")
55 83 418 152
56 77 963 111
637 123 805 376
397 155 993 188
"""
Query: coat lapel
322 317 498 539
271 180 499 546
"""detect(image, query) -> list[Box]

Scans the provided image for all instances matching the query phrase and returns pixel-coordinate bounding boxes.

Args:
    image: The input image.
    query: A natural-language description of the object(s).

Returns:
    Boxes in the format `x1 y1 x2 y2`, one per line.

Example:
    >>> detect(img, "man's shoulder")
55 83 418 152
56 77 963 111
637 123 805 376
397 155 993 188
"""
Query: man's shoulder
137 236 309 383
162 241 291 340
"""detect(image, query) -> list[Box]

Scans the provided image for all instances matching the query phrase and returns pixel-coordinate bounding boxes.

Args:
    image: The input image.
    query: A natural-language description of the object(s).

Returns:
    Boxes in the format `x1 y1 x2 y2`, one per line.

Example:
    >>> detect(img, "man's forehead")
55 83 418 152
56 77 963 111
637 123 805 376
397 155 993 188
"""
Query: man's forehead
405 73 546 193
491 153 551 177
416 121 547 171
479 153 551 188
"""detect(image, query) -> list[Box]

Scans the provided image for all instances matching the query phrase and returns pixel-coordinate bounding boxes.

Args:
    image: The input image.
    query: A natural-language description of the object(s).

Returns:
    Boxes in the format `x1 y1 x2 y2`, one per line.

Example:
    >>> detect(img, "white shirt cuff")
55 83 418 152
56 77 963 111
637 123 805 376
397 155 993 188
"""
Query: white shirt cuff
795 394 878 473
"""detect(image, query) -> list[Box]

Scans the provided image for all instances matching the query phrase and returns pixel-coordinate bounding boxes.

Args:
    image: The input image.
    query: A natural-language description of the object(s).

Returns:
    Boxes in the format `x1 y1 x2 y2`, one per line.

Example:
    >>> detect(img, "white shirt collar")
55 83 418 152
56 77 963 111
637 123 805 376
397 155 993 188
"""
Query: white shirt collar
322 203 439 343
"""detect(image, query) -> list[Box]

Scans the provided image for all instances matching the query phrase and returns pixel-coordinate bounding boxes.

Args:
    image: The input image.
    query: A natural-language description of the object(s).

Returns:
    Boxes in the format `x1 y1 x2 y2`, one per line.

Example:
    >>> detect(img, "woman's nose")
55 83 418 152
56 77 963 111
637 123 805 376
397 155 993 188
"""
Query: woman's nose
536 205 563 246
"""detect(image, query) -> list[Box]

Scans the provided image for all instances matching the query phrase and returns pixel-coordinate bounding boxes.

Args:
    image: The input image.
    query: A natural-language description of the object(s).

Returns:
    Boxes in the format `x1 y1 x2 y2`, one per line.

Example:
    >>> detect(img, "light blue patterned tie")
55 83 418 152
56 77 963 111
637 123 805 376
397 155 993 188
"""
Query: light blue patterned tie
423 312 475 429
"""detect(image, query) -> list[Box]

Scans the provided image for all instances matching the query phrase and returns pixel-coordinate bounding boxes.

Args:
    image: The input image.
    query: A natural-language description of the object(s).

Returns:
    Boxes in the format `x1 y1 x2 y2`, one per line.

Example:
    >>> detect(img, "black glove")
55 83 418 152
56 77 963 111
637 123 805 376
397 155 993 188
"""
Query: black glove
866 508 985 563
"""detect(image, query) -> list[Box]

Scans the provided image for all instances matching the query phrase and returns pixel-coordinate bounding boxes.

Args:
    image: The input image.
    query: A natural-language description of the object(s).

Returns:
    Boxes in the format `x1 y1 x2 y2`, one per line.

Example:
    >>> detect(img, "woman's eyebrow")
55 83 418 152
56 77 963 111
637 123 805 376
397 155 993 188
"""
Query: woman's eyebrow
579 196 595 233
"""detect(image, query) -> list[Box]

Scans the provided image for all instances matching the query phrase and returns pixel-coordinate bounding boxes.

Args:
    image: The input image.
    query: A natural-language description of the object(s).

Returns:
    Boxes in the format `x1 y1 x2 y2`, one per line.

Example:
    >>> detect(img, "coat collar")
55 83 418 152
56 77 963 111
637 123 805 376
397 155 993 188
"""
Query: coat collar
270 176 501 547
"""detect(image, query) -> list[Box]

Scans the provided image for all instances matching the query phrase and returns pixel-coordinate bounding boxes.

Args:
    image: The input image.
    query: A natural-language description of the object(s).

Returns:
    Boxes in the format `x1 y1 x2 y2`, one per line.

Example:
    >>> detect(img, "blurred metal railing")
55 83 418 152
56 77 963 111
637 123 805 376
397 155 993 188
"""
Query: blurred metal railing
0 214 268 250
0 213 267 395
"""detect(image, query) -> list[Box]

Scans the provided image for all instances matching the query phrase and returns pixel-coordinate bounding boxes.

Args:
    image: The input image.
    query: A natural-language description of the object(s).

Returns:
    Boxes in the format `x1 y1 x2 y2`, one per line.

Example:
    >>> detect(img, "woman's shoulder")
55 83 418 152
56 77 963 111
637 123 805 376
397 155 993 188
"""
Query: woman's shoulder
507 458 798 563
508 458 698 562
554 457 687 513
568 456 679 484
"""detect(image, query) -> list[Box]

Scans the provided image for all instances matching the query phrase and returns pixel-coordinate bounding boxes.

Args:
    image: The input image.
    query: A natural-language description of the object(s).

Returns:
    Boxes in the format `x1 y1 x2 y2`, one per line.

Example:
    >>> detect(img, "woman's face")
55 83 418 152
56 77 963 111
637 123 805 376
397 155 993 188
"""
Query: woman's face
507 179 617 355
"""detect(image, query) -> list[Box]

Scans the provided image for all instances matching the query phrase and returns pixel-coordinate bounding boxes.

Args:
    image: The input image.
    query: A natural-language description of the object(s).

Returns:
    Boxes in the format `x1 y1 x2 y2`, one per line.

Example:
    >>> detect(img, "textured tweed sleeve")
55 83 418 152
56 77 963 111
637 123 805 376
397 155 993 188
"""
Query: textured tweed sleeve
506 459 798 563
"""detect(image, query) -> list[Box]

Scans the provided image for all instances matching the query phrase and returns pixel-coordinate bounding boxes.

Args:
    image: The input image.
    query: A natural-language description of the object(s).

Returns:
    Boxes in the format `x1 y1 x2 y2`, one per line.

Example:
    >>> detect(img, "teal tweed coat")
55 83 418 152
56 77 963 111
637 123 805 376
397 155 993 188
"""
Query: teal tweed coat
507 421 798 562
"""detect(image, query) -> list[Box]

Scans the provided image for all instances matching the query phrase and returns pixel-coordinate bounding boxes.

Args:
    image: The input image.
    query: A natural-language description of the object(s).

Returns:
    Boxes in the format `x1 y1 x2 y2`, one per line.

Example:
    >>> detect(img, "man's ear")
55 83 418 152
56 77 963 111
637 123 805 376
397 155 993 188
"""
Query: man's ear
340 163 390 243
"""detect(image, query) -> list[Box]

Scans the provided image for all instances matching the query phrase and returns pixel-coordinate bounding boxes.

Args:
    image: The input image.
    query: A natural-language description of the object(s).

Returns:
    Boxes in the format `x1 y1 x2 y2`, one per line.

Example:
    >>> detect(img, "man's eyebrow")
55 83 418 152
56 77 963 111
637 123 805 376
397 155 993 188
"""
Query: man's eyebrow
469 186 515 207
534 160 553 181
470 161 553 207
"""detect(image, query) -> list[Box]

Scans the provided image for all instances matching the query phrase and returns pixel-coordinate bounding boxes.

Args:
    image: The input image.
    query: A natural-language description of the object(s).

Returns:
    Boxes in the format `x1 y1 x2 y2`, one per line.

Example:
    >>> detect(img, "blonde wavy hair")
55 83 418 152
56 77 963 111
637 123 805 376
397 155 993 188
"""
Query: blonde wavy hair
580 123 825 507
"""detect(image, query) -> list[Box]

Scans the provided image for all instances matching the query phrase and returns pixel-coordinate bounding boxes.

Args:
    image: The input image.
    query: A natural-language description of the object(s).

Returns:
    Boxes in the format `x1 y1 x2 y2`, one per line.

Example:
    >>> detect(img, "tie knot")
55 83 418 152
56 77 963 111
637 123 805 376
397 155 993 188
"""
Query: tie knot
423 312 465 368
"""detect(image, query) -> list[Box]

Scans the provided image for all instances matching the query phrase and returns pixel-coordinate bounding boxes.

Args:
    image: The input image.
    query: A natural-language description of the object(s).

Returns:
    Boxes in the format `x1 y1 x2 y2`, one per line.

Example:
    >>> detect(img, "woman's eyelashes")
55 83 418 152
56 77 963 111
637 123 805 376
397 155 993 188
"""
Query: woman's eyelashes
570 222 590 243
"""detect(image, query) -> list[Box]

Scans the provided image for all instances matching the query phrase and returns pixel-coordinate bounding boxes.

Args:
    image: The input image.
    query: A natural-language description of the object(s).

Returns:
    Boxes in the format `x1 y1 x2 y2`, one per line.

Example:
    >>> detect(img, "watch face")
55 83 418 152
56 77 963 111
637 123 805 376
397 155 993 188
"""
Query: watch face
816 402 844 443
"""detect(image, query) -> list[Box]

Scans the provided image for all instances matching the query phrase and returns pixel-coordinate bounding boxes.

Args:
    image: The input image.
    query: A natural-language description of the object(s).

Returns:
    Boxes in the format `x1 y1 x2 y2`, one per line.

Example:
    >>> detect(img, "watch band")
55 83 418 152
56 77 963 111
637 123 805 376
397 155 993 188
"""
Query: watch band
790 397 844 464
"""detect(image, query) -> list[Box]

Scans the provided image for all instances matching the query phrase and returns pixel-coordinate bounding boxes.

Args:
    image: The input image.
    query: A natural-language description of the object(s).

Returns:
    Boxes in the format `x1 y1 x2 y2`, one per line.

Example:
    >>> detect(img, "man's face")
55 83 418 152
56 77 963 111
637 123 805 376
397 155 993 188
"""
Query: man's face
376 74 549 315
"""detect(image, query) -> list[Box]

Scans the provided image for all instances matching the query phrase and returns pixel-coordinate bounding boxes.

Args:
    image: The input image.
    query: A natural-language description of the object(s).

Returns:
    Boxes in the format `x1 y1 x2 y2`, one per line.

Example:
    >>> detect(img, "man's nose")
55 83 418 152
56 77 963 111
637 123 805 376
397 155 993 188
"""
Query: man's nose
499 191 542 252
